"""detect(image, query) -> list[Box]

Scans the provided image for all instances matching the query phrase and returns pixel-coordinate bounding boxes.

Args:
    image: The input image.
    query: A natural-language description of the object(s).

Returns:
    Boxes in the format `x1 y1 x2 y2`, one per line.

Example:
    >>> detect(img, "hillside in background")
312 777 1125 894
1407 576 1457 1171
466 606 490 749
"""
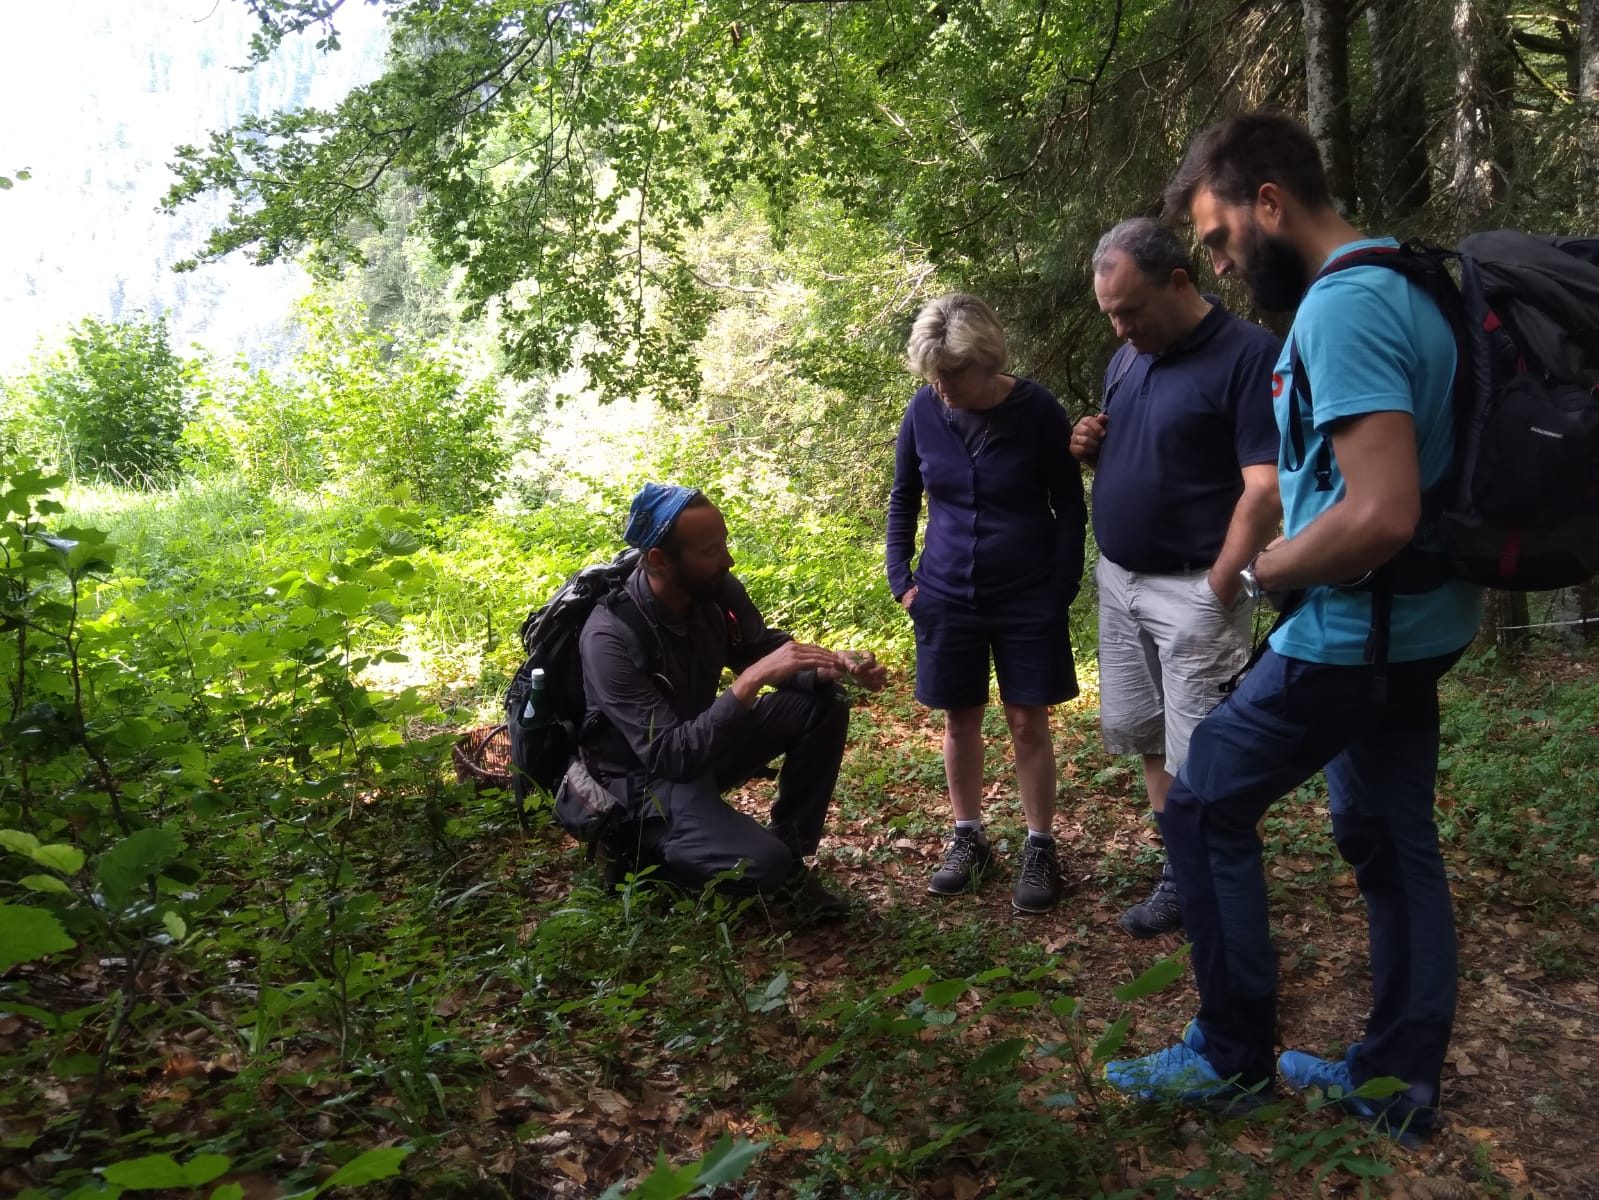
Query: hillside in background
0 0 386 372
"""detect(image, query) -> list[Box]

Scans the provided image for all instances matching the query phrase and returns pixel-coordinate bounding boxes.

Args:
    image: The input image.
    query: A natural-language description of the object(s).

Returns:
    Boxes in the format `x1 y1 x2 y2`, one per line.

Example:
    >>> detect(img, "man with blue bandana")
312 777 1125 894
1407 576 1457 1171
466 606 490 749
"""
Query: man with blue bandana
1102 112 1482 1142
578 483 887 920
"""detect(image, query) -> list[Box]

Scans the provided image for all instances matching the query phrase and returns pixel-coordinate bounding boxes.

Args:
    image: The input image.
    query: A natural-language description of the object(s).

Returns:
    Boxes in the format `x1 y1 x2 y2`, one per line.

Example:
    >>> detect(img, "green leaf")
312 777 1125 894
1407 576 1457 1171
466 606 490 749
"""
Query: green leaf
313 1145 410 1194
1348 1074 1410 1101
327 582 371 616
881 965 934 997
1049 995 1080 1019
0 829 41 857
162 911 188 941
378 529 422 555
212 1186 245 1200
998 989 1042 1008
97 827 183 913
0 904 76 971
1090 1012 1133 1066
694 1135 766 1187
19 875 72 895
31 843 85 875
1341 1156 1393 1178
969 1037 1028 1074
103 1153 191 1189
921 977 968 1007
1113 946 1189 1002
182 1155 231 1187
101 1150 230 1191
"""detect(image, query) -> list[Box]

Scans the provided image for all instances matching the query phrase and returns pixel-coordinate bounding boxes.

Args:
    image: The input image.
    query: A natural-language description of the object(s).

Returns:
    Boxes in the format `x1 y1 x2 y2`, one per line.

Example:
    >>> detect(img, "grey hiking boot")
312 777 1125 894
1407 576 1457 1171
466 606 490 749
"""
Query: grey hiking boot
1119 860 1183 938
1012 836 1062 913
928 827 993 895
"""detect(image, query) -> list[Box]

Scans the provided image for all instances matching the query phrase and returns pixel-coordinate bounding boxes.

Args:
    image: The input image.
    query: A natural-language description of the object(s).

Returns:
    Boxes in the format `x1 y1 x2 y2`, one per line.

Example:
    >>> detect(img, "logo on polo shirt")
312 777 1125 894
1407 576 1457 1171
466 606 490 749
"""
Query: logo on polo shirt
1271 372 1284 398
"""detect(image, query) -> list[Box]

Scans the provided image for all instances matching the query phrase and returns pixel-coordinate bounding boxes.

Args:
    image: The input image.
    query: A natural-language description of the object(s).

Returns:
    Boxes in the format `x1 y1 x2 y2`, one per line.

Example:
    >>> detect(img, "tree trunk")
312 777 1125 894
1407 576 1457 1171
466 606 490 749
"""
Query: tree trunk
1450 0 1516 221
1303 0 1357 215
1365 0 1431 218
1581 0 1599 192
1583 0 1599 102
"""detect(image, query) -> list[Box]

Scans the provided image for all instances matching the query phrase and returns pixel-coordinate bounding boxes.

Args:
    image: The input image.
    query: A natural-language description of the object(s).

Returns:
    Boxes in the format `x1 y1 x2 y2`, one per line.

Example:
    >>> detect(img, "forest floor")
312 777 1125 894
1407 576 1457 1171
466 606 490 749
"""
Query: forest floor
5 646 1596 1200
500 646 1599 1200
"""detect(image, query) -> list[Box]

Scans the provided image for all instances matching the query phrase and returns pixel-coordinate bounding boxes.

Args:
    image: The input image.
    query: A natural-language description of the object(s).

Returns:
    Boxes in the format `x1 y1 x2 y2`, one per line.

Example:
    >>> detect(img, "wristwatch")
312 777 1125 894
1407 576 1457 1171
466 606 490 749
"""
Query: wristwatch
1238 555 1264 601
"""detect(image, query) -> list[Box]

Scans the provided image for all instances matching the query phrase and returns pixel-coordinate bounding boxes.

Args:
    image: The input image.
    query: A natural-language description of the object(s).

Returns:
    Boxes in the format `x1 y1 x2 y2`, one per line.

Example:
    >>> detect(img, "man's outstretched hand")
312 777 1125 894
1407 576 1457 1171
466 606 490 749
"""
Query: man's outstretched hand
732 642 888 705
831 649 887 693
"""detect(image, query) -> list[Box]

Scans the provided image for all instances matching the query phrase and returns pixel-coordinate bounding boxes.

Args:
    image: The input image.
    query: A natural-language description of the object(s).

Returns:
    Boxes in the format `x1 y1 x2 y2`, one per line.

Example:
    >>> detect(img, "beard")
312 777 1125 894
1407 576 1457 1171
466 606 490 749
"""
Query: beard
667 558 730 601
1242 222 1311 312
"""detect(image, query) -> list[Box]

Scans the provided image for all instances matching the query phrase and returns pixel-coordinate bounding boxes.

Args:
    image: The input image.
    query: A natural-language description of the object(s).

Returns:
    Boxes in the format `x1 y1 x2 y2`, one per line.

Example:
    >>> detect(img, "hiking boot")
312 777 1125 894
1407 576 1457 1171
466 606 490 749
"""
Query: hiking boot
775 864 851 925
927 827 993 896
1118 860 1183 938
1011 836 1062 913
1103 1039 1270 1114
1277 1046 1430 1145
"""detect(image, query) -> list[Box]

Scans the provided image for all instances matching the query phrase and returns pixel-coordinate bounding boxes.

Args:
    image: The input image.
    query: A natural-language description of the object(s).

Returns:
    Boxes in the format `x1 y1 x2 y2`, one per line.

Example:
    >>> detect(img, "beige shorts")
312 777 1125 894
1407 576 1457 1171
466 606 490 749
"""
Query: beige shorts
1095 556 1253 777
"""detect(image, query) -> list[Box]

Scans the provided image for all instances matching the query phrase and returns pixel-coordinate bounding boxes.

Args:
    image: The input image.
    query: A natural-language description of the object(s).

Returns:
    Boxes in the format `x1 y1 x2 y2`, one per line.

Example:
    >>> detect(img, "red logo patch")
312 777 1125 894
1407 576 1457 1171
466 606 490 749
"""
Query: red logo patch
1271 372 1284 398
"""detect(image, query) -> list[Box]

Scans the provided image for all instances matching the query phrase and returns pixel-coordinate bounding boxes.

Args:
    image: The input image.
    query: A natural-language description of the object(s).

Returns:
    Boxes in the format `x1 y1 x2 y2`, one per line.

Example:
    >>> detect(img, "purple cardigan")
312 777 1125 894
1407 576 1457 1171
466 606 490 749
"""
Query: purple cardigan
886 378 1085 608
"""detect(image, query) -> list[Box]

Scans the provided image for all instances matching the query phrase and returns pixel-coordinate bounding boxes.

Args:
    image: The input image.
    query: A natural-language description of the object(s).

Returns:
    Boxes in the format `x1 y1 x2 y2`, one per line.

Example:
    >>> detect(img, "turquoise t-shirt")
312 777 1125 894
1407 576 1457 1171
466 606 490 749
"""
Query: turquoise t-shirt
1269 237 1484 665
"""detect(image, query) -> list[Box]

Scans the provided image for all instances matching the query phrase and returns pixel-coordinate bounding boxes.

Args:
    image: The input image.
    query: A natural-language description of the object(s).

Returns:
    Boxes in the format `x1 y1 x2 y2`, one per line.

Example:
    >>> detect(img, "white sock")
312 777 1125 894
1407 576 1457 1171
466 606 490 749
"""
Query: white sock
1027 828 1054 844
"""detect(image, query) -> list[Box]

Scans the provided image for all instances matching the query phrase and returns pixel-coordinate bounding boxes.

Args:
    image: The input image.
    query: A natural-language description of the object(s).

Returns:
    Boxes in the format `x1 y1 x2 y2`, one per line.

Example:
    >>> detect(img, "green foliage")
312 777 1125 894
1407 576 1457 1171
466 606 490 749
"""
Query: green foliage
179 358 323 490
18 315 194 486
162 0 1162 404
5 454 1587 1195
1437 653 1599 903
175 301 509 508
294 300 506 509
599 1136 766 1200
0 902 76 971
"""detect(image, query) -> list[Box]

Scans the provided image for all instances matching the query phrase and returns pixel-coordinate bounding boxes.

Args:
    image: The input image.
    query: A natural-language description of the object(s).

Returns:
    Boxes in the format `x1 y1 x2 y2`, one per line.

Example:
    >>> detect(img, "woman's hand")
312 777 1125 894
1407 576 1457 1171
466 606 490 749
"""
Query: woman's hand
899 585 919 611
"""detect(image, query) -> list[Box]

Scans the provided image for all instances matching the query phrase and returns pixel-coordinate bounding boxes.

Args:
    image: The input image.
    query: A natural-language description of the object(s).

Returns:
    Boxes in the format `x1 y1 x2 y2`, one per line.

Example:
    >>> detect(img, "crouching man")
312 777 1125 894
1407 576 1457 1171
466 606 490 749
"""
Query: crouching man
578 483 888 920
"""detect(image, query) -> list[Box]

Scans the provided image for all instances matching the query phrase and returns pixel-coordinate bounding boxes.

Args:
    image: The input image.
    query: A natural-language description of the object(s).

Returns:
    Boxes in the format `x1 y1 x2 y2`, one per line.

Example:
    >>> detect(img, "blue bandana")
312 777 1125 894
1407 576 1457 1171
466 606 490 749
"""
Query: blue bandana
623 483 700 550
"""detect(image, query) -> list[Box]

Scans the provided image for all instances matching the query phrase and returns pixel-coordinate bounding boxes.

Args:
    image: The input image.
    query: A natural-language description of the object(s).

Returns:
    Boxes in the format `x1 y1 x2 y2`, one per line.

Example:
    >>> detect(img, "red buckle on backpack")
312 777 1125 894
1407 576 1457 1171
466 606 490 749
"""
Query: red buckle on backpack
1498 530 1522 579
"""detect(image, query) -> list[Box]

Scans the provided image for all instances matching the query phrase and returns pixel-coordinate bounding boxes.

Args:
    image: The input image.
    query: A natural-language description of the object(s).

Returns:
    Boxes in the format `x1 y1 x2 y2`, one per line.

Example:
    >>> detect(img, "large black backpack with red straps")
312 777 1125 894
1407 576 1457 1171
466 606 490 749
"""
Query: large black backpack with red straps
1287 231 1599 593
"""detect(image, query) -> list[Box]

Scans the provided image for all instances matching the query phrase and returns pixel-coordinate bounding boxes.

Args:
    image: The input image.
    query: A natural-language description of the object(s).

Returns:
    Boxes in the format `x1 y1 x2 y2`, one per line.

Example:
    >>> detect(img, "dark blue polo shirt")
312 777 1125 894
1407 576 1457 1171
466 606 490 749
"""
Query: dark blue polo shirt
1091 301 1281 573
886 377 1085 607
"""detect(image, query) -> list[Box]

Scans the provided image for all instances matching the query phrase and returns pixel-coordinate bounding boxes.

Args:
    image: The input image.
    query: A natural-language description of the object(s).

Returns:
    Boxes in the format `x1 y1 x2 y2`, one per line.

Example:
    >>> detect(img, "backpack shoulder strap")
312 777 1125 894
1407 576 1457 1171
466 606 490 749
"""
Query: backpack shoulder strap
1286 243 1467 496
600 586 662 679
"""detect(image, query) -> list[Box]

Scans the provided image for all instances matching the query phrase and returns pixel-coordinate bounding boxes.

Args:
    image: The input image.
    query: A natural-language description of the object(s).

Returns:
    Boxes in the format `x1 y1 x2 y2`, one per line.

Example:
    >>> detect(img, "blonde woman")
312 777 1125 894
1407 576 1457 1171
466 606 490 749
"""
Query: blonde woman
886 294 1087 912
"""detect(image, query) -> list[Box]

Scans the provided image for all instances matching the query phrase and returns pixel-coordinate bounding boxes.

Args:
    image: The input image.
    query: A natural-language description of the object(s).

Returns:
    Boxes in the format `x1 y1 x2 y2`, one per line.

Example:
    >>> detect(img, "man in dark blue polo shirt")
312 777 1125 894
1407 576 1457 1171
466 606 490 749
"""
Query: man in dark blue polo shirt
1070 218 1281 937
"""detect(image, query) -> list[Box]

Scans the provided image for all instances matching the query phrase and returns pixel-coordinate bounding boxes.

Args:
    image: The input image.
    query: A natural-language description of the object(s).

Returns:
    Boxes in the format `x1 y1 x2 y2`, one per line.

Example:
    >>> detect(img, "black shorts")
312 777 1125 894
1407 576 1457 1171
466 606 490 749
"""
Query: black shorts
909 582 1079 710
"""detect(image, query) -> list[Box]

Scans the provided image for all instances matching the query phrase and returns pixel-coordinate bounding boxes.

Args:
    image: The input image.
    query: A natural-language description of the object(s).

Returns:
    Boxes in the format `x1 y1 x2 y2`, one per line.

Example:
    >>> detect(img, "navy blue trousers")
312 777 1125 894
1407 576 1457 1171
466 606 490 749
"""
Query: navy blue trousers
1161 645 1464 1130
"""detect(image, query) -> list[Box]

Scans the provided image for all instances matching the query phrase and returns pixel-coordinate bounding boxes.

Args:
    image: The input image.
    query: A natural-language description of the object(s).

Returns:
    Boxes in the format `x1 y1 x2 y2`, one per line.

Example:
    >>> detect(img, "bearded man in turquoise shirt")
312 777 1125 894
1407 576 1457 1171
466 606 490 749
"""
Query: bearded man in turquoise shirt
1102 111 1482 1144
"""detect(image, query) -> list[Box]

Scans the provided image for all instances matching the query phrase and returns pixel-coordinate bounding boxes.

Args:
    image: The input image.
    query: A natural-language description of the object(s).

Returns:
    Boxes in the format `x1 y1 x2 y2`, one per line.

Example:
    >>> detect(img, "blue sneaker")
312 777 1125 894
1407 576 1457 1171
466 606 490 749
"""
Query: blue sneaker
1277 1047 1429 1145
1104 1028 1267 1114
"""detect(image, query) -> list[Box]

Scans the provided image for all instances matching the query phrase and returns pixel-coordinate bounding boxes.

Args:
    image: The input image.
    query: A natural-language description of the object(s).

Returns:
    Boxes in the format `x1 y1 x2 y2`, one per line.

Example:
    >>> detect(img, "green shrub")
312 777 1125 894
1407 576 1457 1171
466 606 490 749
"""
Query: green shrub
20 313 194 486
299 300 507 511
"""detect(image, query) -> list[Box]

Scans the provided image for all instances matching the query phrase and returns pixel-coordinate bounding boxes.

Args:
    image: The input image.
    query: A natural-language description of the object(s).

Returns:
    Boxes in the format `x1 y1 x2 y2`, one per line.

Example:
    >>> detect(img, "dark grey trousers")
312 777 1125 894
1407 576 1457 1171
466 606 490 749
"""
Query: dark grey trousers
618 685 851 895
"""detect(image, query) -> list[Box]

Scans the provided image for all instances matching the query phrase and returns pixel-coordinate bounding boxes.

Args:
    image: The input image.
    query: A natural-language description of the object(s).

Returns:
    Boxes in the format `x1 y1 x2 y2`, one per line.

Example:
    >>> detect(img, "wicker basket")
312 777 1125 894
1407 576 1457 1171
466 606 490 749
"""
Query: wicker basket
453 723 512 792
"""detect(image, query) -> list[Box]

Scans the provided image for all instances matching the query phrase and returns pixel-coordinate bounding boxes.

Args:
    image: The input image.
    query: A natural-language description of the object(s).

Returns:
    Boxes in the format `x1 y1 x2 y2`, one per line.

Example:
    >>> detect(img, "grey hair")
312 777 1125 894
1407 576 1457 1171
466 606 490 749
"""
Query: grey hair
1092 217 1197 282
905 293 1008 378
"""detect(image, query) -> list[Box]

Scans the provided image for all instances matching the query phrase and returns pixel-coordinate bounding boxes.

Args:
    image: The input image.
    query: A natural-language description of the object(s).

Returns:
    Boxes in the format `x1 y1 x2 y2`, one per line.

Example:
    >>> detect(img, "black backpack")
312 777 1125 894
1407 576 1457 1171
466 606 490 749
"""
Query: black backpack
1287 231 1599 594
502 551 744 832
1228 232 1599 702
503 549 659 823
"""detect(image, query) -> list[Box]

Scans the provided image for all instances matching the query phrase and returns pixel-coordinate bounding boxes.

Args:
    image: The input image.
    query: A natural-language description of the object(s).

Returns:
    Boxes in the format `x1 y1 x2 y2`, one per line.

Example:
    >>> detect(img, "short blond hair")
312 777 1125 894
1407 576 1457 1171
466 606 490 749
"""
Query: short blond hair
905 293 1008 378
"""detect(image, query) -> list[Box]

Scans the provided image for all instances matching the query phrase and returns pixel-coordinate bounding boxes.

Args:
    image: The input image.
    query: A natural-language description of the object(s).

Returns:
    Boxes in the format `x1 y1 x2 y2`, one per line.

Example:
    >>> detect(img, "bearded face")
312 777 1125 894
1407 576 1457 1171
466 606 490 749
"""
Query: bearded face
1238 217 1312 313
